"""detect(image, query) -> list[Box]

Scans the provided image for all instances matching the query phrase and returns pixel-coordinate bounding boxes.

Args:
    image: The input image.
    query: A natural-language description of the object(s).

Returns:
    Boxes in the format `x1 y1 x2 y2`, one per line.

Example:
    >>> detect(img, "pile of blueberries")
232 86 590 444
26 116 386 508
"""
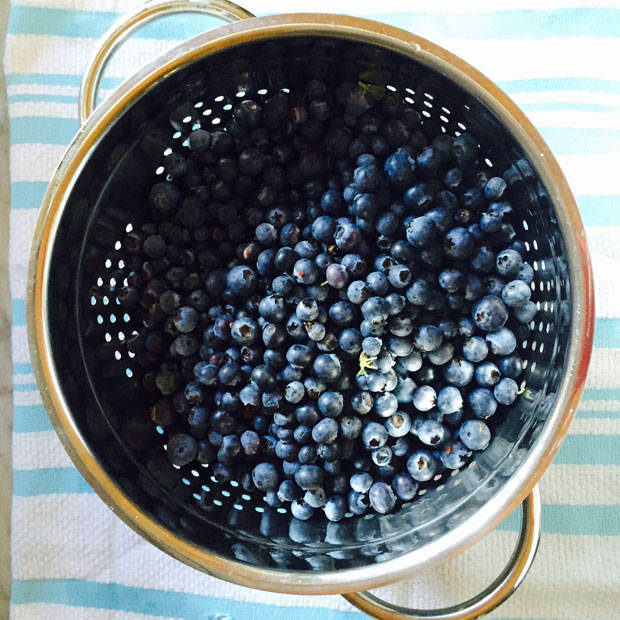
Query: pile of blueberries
114 78 536 522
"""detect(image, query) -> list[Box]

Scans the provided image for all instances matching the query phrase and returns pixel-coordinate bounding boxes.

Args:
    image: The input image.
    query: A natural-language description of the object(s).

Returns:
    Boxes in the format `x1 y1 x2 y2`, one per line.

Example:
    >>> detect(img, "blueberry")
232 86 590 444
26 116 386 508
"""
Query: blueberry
173 306 199 333
362 422 388 449
388 264 412 289
427 342 454 366
405 450 436 482
329 301 357 326
393 376 416 404
351 391 374 415
218 362 243 386
371 446 392 467
384 411 412 437
376 212 399 235
486 327 517 356
230 317 258 345
291 499 315 520
472 295 509 331
459 419 491 450
348 490 369 515
496 249 523 277
469 388 498 418
304 487 327 508
412 385 436 412
295 465 324 490
293 403 319 427
444 227 474 259
347 280 371 305
517 263 535 285
366 390 396 418
278 479 302 503
167 434 197 466
251 364 277 391
361 297 390 322
240 430 260 456
514 301 537 323
226 265 257 296
311 215 337 243
406 216 436 248
484 176 507 200
403 183 433 213
285 381 305 404
392 472 419 501
475 362 501 387
494 378 519 405
502 280 532 307
366 271 389 295
286 344 313 369
258 295 287 323
439 439 470 469
339 415 363 440
443 359 475 387
437 386 463 415
498 354 524 379
438 268 465 293
338 328 363 356
462 336 489 363
324 495 346 522
318 391 344 418
296 297 319 321
326 263 349 289
312 418 339 444
194 362 219 385
293 259 318 284
334 222 362 251
218 434 242 464
384 151 416 185
354 164 381 192
368 482 396 514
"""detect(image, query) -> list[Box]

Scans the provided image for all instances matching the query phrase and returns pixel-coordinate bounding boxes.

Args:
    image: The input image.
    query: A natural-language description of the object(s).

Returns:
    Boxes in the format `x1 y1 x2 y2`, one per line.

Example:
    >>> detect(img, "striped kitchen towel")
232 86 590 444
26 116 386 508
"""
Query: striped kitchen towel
5 1 620 619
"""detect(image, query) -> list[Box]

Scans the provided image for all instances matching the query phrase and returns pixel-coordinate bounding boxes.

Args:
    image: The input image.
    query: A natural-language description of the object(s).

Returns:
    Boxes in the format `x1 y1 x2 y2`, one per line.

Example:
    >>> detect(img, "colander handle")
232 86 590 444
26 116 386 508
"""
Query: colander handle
343 485 541 620
78 0 255 124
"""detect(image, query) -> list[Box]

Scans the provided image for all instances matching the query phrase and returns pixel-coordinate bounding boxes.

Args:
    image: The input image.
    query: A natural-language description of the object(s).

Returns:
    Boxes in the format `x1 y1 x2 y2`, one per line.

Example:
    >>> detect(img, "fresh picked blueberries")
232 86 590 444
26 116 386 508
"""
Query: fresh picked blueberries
108 71 537 524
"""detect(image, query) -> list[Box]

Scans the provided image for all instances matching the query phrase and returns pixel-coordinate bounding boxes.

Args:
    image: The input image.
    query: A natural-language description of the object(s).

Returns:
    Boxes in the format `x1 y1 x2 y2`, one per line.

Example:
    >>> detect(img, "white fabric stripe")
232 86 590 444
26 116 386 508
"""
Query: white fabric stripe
10 102 79 119
556 154 619 195
584 228 619 322
579 400 620 411
584 349 620 390
566 417 620 434
512 91 620 105
13 389 43 407
11 0 620 13
10 493 620 619
11 603 182 620
6 34 620 82
5 35 184 77
541 464 620 505
526 110 620 130
13 374 36 385
10 143 66 182
12 432 74 470
7 84 80 97
9 209 40 305
11 328 33 367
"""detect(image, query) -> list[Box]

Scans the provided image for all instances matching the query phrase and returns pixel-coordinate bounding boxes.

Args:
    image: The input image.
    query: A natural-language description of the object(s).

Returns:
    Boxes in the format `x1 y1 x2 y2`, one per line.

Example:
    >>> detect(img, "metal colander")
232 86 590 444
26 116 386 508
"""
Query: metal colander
27 2 594 618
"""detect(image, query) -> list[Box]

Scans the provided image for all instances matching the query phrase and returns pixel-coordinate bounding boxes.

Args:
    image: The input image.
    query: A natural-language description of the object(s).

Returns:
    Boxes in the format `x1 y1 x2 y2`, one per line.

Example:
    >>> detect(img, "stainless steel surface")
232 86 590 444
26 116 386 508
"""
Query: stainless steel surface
27 5 594 605
79 0 255 124
344 486 541 619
